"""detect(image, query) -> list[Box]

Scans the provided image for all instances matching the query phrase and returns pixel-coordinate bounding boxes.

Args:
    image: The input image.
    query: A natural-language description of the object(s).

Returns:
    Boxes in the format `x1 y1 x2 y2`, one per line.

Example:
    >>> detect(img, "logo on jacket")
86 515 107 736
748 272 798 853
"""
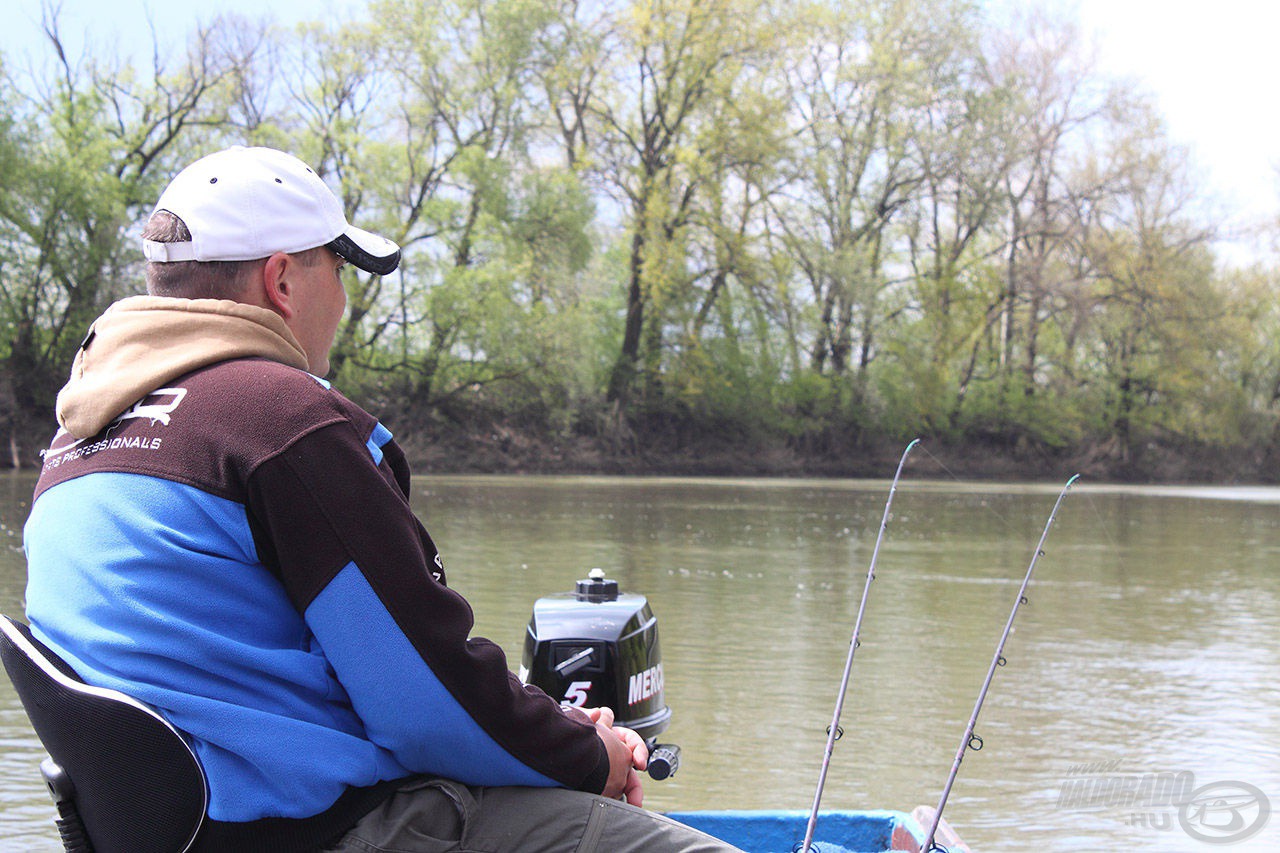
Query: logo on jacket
42 388 186 469
119 388 187 426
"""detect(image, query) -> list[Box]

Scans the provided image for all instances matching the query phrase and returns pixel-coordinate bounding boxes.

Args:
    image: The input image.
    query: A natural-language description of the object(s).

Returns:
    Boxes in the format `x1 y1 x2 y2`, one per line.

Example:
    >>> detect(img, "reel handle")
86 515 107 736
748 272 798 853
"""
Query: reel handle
647 743 681 780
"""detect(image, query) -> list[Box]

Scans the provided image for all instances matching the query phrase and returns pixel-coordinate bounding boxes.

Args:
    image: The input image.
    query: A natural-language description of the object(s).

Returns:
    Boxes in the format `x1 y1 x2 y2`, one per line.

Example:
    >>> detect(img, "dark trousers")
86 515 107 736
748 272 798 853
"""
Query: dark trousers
323 777 742 853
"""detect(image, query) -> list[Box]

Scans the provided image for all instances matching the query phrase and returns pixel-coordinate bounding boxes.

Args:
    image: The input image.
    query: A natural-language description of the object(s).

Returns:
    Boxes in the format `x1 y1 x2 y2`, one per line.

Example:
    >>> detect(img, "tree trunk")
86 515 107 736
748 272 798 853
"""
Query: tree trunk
606 226 647 404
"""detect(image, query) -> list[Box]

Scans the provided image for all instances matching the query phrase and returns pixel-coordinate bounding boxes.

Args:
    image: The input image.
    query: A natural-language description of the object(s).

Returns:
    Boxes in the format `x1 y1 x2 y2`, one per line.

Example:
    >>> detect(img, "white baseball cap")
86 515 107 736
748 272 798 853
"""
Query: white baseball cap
142 146 401 275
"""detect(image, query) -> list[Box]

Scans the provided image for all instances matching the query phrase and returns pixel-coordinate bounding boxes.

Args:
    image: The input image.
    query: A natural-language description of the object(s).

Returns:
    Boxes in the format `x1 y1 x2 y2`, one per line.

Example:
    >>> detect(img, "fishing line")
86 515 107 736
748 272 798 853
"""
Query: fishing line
918 442 1114 578
1077 485 1121 552
919 473 1080 853
914 443 1110 546
914 444 1022 534
797 438 920 853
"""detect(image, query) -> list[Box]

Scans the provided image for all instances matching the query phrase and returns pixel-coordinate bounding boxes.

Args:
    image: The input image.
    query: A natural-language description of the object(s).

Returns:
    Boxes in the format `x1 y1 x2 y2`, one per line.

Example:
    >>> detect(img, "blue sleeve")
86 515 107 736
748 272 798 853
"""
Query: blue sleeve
305 562 560 787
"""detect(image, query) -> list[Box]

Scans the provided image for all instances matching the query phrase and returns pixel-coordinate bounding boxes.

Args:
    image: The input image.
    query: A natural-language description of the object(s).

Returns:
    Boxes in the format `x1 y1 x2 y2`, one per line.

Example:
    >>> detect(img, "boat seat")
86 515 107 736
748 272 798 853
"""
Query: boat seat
0 614 207 853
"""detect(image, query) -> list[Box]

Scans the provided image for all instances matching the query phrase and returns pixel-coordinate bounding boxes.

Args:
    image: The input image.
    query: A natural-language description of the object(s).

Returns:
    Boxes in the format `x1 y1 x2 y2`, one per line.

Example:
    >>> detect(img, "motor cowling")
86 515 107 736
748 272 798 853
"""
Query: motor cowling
520 569 680 779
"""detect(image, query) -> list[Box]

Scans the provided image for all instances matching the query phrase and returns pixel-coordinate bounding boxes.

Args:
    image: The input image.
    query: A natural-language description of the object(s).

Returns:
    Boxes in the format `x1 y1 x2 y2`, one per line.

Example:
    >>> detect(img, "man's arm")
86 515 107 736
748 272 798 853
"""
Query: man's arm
245 419 612 793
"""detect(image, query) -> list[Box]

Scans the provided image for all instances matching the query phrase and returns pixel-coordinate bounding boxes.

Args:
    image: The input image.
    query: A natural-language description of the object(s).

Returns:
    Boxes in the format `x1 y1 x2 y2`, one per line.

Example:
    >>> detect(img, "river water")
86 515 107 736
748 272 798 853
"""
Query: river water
0 471 1277 851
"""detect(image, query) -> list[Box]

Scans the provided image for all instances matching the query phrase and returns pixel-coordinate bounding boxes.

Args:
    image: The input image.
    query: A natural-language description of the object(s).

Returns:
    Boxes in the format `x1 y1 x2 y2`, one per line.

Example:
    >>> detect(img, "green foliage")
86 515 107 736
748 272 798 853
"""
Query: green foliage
3 0 1279 478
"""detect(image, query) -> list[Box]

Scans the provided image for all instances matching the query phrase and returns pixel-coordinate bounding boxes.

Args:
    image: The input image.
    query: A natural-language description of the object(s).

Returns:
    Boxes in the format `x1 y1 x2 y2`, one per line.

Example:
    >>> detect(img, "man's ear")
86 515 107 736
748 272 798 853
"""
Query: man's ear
262 252 295 319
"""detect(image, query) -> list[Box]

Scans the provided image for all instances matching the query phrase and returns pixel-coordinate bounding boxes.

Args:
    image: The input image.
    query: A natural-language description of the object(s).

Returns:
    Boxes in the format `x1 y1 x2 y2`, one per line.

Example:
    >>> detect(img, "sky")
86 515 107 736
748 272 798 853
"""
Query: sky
4 0 1278 263
1072 0 1280 262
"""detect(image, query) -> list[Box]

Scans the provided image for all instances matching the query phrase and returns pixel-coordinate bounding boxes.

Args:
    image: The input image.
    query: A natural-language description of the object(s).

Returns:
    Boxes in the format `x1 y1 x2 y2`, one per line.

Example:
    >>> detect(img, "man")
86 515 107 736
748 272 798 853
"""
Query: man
23 146 737 852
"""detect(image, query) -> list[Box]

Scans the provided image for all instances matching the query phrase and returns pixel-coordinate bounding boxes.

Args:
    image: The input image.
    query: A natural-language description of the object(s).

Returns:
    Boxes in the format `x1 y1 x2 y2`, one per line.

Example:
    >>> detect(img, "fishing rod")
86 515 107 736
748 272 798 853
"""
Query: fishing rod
799 438 920 853
919 473 1080 853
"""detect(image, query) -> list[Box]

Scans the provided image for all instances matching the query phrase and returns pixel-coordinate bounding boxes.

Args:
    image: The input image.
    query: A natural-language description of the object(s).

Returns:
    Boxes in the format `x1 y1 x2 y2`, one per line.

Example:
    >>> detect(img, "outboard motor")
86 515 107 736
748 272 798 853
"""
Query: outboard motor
520 569 681 779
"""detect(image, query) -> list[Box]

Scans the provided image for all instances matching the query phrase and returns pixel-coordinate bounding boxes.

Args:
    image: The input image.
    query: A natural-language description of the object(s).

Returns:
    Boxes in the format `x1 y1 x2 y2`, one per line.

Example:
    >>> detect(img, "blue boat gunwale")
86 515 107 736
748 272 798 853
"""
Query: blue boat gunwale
664 806 972 853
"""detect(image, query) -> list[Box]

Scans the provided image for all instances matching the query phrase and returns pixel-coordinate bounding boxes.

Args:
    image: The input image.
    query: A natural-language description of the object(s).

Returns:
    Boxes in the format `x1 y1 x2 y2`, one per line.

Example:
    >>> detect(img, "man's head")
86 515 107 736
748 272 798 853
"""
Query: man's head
142 146 400 374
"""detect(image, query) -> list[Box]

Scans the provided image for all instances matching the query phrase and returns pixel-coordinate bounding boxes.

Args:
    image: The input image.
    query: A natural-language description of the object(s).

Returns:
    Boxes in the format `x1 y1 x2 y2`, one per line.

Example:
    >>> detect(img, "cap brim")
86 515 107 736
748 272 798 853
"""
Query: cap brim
329 226 400 275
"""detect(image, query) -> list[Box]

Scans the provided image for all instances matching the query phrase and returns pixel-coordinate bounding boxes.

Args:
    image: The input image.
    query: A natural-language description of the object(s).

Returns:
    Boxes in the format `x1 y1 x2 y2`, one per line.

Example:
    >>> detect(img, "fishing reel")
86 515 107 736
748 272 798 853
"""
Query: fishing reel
519 569 681 780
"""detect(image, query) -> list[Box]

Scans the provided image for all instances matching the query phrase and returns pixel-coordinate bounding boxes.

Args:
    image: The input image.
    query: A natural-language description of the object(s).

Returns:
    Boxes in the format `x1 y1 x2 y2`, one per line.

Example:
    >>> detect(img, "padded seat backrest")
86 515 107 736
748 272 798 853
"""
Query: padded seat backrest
0 615 207 853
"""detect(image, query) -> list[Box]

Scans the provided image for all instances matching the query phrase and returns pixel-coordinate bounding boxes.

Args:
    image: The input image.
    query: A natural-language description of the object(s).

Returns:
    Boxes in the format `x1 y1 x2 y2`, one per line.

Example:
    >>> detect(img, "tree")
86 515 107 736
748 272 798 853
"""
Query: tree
0 10 255 464
320 0 604 428
1076 106 1221 462
590 0 777 413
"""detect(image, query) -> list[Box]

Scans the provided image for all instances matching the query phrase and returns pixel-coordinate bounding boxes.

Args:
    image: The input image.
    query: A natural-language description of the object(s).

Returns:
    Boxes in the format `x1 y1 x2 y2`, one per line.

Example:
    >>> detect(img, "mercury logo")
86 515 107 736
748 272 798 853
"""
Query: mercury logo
627 663 663 706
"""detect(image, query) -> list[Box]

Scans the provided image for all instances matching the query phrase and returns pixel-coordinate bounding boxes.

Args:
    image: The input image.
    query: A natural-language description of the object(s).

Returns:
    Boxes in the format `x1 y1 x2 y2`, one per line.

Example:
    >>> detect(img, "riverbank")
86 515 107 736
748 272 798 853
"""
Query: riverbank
397 417 1277 484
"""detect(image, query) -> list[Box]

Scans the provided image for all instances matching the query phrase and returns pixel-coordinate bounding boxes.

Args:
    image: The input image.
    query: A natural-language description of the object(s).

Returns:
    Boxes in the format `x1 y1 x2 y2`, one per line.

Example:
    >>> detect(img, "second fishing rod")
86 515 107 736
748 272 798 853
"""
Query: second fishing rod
918 473 1080 852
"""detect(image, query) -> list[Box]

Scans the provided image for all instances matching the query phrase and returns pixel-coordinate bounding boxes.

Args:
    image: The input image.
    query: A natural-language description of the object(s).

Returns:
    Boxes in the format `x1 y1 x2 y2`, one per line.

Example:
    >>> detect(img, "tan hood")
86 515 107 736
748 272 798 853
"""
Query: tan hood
56 296 310 439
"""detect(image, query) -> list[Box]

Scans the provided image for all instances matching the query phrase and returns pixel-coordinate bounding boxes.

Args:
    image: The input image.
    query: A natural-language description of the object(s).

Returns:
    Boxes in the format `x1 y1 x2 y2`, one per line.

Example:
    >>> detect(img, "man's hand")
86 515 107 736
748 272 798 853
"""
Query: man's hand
586 707 648 806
